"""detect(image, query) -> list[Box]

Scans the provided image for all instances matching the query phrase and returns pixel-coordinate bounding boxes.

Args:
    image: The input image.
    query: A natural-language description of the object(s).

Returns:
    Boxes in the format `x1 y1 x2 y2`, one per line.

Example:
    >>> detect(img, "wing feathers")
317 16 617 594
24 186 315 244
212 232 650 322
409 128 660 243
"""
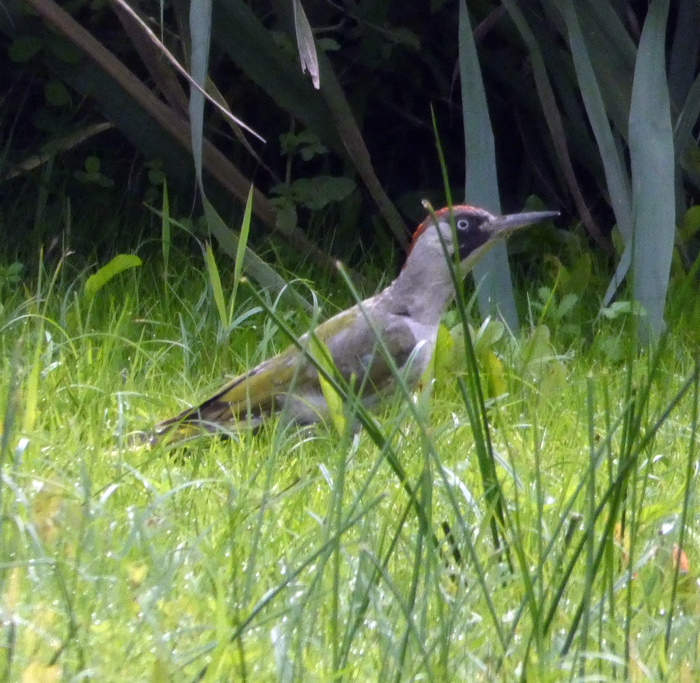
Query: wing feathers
156 305 426 436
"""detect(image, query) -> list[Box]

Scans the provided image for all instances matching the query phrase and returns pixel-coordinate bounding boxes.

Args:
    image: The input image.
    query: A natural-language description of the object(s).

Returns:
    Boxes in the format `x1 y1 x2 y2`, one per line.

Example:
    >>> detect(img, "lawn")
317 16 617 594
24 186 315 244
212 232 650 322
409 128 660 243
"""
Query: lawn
1 256 699 682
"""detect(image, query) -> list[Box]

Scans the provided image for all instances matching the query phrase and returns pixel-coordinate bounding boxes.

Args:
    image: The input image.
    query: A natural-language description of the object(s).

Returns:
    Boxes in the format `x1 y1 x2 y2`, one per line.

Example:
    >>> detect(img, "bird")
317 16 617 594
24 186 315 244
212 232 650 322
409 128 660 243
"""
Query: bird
154 204 558 439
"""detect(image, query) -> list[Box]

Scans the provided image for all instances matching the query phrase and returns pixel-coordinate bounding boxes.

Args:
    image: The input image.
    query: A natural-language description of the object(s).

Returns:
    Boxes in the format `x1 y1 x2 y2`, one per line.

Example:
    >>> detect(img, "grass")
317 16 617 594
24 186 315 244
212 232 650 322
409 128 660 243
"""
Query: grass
1 252 699 682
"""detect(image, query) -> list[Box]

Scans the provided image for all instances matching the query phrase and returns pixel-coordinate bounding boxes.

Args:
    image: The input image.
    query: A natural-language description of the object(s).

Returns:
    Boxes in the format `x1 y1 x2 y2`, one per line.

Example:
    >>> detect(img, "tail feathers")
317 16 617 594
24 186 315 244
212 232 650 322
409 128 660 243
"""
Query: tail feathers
154 367 278 440
153 349 308 442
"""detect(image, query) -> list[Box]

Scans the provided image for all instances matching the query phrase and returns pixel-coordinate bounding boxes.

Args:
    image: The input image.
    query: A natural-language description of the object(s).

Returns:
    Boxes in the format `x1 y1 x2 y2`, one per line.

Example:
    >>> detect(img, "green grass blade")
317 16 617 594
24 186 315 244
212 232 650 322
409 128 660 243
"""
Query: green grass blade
161 177 170 277
203 196 311 312
228 183 253 325
664 360 699 652
204 240 227 330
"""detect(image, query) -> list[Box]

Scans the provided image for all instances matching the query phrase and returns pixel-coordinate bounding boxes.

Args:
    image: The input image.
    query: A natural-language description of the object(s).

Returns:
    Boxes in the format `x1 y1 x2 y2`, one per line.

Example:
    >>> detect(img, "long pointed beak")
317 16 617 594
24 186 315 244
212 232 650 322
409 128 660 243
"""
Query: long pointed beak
486 210 559 237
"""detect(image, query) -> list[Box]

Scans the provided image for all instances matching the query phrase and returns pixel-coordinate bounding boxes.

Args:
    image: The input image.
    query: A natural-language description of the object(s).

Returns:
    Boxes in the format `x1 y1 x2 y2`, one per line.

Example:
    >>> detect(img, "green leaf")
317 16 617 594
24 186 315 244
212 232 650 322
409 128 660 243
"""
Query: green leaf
679 205 700 242
85 155 100 174
148 167 165 186
272 198 298 233
600 300 647 319
521 324 553 377
8 35 42 63
472 318 505 356
291 175 356 209
44 79 71 107
384 27 420 50
429 323 457 384
84 254 142 300
317 38 340 53
31 108 59 133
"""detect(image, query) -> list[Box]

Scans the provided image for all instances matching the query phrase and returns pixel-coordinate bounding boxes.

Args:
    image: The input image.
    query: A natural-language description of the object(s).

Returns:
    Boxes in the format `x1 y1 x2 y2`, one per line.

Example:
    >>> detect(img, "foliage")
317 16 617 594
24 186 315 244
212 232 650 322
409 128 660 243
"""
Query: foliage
1 1 700 331
1 256 700 680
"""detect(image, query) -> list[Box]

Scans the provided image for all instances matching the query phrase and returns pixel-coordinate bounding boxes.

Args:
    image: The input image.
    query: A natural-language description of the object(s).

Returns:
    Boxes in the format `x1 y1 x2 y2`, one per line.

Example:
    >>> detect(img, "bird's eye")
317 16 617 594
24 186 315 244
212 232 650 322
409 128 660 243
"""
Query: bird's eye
457 219 470 230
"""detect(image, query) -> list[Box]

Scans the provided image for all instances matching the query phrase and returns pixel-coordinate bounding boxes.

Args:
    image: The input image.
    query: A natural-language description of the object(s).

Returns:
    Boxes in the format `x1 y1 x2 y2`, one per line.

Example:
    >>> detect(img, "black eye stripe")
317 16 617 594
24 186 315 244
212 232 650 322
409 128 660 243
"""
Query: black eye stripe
456 215 488 231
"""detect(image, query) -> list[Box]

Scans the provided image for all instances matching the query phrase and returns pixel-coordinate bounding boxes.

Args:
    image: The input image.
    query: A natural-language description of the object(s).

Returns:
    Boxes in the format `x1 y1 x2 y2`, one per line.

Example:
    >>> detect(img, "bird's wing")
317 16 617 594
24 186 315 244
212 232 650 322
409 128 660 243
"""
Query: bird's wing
155 305 424 434
155 346 300 432
321 306 422 395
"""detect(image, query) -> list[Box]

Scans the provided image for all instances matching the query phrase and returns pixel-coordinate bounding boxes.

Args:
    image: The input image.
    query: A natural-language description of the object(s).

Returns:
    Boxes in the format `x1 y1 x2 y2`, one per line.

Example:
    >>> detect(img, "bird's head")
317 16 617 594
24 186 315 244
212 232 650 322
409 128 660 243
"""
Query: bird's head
409 205 559 274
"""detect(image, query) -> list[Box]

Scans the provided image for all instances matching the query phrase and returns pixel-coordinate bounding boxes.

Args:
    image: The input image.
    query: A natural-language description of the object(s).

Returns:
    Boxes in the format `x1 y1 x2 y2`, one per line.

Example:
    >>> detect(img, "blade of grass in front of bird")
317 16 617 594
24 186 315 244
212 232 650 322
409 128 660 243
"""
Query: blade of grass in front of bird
392 455 431 683
429 108 511 565
242 279 428 533
331 262 508 645
309 334 346 436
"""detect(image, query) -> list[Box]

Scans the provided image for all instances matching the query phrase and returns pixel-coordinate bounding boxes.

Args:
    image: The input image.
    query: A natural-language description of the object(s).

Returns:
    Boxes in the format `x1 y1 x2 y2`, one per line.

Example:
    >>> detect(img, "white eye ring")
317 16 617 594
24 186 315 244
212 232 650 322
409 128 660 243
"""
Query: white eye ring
457 219 469 230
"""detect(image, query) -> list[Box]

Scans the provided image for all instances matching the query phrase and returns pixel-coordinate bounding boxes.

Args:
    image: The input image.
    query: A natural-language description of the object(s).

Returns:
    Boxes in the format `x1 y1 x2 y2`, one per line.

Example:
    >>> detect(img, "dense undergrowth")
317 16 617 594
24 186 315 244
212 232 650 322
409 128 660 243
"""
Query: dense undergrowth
1 256 699 682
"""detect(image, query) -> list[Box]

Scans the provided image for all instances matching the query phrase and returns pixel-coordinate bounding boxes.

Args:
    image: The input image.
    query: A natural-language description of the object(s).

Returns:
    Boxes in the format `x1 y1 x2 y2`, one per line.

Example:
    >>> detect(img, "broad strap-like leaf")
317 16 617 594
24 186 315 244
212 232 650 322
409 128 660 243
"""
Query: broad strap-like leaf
629 0 675 342
458 0 518 330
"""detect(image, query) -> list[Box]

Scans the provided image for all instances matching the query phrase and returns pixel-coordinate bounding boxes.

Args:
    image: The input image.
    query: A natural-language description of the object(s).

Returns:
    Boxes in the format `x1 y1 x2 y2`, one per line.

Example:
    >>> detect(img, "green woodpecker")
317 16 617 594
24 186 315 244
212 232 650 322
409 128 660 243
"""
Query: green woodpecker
155 205 557 437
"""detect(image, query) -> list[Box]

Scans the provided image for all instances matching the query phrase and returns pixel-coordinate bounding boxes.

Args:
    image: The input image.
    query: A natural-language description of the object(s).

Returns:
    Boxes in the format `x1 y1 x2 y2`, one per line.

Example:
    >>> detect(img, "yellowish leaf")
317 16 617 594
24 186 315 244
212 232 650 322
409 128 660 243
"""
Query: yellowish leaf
128 563 149 589
21 662 61 683
483 350 507 397
309 336 345 435
428 323 456 385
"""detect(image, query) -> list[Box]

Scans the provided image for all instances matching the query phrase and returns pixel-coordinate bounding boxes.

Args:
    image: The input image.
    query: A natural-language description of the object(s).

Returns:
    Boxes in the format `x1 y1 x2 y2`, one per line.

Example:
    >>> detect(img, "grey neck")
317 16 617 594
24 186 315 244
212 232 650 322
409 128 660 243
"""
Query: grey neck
384 253 457 327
